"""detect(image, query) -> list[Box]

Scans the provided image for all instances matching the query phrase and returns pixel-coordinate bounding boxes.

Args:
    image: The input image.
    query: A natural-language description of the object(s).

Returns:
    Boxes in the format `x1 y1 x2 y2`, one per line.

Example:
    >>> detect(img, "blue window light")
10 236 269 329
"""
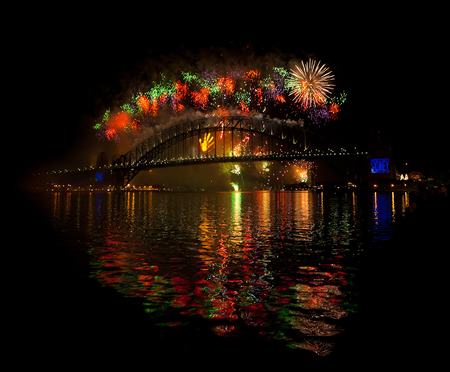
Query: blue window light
371 158 389 174
95 172 103 181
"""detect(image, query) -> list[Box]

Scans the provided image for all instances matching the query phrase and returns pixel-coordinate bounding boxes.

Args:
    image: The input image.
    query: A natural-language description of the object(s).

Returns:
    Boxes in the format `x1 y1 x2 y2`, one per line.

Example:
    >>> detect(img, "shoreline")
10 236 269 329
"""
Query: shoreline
29 186 422 193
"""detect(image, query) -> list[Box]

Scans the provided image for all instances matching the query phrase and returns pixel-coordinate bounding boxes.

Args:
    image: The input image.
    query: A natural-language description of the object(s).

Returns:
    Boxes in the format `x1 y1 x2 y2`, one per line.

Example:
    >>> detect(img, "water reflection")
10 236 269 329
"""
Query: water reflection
45 190 407 356
372 192 395 243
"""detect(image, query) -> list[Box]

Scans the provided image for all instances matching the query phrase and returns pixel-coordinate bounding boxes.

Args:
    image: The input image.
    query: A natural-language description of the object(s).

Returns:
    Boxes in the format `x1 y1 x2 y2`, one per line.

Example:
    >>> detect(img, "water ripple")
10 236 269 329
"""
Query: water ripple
40 190 407 356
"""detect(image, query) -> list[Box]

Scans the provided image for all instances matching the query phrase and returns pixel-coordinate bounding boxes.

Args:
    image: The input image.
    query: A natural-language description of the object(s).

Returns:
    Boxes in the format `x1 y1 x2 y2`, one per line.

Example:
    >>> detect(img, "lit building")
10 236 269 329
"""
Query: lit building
368 126 395 184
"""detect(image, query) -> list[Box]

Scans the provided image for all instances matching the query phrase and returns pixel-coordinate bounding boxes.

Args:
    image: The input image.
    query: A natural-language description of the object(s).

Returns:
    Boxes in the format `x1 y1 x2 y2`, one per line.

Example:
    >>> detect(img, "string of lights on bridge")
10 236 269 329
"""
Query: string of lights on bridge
33 149 369 176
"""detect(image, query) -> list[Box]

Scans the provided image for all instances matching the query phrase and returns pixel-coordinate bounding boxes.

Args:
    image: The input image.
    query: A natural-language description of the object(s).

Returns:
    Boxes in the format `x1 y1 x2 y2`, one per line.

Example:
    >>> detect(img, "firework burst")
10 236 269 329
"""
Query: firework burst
94 63 345 141
287 59 335 109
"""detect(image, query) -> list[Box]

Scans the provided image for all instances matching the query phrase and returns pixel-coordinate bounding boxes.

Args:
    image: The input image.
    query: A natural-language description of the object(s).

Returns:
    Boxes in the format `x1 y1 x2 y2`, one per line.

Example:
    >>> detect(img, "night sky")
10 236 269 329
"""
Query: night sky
19 10 448 186
12 12 447 364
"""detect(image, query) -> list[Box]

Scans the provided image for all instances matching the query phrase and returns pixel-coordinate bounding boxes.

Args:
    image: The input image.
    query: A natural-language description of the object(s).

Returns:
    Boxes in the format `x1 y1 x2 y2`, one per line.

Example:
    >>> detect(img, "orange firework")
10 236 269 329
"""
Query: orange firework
137 95 150 114
191 87 210 110
109 111 131 129
150 97 158 116
174 80 188 100
254 87 263 105
243 69 260 81
159 94 167 106
238 101 250 115
105 128 117 140
328 102 340 119
217 107 228 117
171 81 188 113
276 95 286 103
217 77 236 95
131 119 139 131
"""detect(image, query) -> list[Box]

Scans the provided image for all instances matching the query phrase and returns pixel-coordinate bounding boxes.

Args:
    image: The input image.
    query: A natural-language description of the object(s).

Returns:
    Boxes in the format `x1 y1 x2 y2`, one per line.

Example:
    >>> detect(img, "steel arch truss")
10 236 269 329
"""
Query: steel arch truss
111 116 362 187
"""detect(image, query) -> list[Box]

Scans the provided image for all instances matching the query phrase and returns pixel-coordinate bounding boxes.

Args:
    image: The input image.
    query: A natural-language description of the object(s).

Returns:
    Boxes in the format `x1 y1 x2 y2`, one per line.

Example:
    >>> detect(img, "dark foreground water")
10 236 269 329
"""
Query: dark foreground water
19 190 418 364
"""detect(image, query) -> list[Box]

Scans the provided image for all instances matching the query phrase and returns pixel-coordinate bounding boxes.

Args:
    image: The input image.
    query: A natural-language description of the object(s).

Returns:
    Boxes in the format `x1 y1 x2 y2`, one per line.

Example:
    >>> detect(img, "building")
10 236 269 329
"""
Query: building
368 126 395 183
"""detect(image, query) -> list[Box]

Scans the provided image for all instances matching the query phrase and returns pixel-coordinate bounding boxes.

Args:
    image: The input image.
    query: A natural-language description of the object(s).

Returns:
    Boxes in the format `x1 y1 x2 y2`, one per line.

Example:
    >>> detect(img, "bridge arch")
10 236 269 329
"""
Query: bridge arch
111 116 362 187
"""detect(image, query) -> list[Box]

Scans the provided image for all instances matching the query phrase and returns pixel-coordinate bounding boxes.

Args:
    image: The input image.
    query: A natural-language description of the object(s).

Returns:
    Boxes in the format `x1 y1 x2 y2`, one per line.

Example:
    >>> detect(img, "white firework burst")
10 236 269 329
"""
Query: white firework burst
287 58 335 108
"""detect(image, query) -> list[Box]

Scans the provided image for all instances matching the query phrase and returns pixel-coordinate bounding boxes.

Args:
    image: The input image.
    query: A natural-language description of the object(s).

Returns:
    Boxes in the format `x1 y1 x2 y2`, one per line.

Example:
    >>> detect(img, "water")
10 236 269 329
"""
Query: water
31 190 409 358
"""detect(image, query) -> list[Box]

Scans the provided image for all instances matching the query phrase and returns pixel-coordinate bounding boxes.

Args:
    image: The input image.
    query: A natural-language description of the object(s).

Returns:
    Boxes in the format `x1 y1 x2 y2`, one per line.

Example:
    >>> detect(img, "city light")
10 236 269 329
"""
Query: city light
371 158 390 174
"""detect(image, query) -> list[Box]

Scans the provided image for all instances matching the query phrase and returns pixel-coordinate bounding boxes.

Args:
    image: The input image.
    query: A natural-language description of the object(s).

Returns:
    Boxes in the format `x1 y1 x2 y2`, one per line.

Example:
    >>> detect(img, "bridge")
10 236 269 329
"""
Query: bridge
110 116 367 187
33 116 369 190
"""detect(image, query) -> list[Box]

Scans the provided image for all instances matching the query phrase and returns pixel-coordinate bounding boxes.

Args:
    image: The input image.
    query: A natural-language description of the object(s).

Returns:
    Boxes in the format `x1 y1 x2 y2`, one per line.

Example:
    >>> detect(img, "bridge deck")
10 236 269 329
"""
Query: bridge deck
111 151 368 170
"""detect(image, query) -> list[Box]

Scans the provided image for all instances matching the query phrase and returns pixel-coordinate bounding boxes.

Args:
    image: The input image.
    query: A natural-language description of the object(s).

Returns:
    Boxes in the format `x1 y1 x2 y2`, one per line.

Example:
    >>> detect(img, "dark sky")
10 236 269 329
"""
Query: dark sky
19 10 448 184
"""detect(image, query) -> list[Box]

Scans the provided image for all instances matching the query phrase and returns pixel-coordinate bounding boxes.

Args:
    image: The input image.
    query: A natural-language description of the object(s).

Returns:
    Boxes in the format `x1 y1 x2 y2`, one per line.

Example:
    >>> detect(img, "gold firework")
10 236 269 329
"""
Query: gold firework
287 58 335 108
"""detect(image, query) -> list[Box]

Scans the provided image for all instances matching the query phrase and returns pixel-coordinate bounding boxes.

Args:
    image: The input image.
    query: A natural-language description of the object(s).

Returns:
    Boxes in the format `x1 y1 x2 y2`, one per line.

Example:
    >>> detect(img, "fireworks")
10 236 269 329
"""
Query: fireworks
231 165 241 175
305 106 330 127
217 77 236 96
219 129 315 189
94 62 344 141
191 87 210 110
261 161 270 172
243 69 260 81
409 171 424 180
293 159 315 183
287 59 335 109
297 169 308 183
328 102 340 120
137 95 150 114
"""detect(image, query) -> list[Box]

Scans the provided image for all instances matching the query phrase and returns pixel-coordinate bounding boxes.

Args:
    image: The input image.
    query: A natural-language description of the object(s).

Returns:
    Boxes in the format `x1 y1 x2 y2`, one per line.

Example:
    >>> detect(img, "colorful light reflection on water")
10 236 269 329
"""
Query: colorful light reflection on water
46 191 408 356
